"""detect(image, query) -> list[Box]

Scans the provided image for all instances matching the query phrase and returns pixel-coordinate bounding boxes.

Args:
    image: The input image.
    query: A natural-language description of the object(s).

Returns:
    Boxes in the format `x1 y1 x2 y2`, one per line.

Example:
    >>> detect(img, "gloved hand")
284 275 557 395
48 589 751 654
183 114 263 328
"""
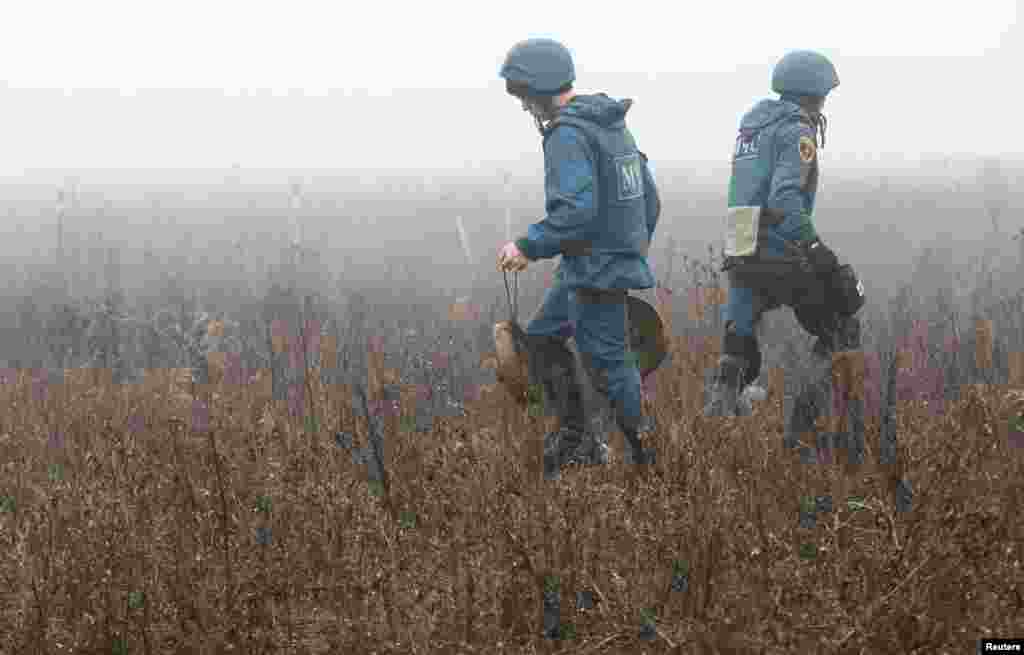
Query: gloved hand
805 239 839 273
497 241 529 273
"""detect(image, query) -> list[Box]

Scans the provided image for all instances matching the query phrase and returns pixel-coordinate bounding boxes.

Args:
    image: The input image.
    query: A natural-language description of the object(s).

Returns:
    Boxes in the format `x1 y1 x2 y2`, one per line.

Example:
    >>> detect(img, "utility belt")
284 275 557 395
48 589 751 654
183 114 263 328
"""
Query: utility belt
721 218 812 275
574 288 628 304
722 225 866 318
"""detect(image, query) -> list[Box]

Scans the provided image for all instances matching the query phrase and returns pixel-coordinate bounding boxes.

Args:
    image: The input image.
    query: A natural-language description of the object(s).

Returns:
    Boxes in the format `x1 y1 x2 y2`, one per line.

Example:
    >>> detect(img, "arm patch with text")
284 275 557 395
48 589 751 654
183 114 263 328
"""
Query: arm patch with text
615 154 645 201
734 130 762 161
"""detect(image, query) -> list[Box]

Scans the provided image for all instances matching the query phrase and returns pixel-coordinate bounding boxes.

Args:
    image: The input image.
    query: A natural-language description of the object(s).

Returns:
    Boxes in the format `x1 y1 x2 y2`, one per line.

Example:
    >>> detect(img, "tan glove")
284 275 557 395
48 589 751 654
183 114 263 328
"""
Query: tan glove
497 241 528 273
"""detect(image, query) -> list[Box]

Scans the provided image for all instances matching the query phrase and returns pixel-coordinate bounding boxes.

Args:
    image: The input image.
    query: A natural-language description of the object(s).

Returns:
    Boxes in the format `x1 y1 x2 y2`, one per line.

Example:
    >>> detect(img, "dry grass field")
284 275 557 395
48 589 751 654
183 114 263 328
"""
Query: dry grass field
0 280 1021 654
0 215 1022 653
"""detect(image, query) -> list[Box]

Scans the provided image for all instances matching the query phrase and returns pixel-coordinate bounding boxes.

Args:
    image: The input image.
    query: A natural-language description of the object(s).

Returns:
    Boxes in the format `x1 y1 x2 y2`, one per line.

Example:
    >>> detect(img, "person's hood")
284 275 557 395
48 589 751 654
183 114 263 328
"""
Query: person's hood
738 98 804 132
558 93 632 128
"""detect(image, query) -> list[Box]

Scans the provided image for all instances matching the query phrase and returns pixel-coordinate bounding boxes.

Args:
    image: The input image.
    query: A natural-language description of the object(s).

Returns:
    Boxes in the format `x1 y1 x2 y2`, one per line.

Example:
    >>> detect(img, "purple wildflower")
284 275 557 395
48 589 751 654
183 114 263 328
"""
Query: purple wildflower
127 413 145 435
431 352 449 369
192 399 209 432
656 284 673 306
47 430 65 451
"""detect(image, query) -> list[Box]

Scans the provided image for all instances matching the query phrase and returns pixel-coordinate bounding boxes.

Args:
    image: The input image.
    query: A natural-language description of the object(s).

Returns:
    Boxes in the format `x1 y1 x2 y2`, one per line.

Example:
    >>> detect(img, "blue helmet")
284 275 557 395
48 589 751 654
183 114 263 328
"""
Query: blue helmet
771 50 839 98
499 38 575 97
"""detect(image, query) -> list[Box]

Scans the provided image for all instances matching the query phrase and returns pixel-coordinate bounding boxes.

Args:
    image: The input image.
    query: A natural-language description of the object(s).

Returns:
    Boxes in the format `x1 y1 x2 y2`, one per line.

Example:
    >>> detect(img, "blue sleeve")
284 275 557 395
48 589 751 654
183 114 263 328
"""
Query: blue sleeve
641 152 660 242
766 121 818 242
514 125 597 261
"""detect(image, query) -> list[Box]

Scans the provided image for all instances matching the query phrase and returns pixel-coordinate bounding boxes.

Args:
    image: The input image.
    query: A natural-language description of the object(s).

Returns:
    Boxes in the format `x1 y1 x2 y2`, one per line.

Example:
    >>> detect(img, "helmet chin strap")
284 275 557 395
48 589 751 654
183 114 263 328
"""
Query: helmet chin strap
814 112 828 149
802 106 828 149
522 97 558 136
531 112 547 136
781 92 829 149
536 113 552 135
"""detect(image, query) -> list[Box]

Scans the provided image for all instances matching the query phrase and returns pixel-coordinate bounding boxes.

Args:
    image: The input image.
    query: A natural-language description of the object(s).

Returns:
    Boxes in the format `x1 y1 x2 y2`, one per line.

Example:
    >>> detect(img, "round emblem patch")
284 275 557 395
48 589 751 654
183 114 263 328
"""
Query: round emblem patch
798 136 817 163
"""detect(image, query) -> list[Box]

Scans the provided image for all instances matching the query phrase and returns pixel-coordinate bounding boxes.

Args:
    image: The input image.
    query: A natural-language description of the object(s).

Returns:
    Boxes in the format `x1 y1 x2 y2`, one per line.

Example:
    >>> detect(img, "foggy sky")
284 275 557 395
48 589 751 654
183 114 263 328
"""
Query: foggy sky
0 1 1021 176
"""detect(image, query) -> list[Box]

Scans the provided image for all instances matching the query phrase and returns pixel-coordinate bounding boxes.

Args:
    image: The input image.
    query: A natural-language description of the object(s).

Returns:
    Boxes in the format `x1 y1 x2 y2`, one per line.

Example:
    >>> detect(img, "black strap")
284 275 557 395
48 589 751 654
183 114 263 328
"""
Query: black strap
575 288 627 305
759 208 785 226
722 235 812 275
503 270 519 323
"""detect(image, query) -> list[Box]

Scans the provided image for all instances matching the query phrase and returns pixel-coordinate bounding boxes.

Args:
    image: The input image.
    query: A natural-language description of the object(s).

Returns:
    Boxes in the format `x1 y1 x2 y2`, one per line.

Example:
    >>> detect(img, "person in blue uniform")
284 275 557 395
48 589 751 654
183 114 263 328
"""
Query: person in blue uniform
496 38 660 477
706 50 866 455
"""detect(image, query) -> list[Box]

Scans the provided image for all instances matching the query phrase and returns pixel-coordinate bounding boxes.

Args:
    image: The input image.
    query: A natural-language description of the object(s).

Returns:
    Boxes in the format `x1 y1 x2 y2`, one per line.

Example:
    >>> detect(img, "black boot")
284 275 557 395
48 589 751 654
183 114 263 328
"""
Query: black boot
527 335 593 477
614 409 655 466
784 349 832 450
623 429 656 465
543 426 587 480
704 355 751 417
575 353 653 467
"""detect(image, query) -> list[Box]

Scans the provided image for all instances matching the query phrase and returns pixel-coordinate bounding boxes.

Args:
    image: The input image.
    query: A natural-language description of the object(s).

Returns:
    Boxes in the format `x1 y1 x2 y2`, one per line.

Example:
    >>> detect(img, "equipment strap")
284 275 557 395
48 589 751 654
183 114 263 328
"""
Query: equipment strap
503 270 519 324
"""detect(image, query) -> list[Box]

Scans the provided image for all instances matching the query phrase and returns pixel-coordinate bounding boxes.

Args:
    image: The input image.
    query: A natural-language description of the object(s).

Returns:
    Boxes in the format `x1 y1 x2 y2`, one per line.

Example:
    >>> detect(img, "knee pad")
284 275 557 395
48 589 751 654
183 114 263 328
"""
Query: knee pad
722 328 762 387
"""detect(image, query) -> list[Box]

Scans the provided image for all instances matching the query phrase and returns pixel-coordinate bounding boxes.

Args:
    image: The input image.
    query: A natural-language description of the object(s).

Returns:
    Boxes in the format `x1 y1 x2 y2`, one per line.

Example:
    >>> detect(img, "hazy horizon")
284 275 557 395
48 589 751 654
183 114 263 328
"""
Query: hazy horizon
0 2 1020 176
1 1 1022 297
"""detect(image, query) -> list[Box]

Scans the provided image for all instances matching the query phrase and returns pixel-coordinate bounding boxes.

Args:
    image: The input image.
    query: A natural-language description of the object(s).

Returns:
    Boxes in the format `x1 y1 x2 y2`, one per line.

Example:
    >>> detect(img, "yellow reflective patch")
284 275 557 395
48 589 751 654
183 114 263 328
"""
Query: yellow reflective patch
724 205 761 258
799 136 817 163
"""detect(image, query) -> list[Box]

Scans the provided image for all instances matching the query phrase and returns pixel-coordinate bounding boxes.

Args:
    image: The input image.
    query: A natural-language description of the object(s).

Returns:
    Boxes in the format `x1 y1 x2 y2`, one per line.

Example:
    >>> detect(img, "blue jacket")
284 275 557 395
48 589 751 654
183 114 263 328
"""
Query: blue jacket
727 98 819 258
514 93 659 290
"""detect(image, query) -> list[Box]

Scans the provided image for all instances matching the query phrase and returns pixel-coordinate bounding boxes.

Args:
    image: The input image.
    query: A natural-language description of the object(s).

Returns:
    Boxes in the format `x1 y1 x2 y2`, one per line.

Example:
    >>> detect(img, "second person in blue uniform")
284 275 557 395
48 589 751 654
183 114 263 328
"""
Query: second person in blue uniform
707 50 866 457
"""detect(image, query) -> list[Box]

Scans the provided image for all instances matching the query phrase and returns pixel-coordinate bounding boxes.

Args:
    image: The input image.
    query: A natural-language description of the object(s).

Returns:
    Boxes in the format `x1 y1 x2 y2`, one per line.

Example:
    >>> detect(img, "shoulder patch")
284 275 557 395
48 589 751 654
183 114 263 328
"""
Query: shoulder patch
798 135 816 164
614 153 645 201
733 130 762 161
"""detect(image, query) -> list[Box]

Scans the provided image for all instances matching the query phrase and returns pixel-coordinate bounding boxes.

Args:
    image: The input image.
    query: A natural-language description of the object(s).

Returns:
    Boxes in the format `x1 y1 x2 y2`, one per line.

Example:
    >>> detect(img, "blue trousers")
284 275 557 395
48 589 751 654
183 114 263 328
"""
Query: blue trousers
525 273 644 435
